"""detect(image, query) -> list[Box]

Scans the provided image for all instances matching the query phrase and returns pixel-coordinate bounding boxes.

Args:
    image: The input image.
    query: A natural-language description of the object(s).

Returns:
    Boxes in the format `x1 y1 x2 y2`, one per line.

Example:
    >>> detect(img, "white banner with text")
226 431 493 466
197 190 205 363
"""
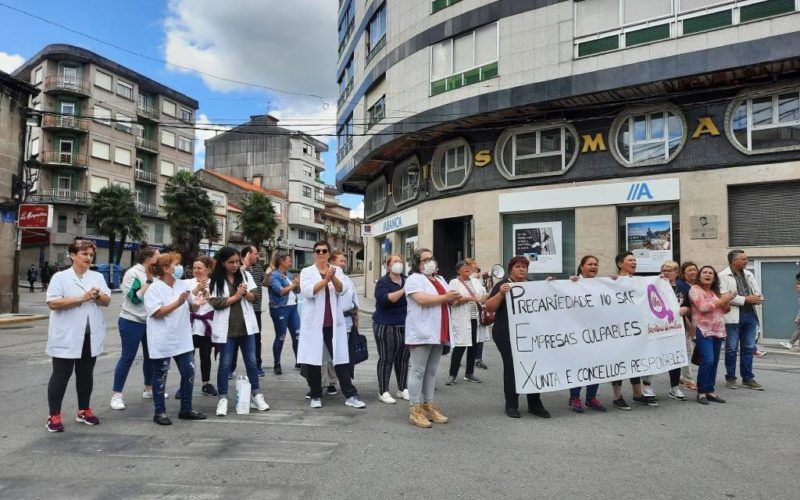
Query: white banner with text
506 276 687 393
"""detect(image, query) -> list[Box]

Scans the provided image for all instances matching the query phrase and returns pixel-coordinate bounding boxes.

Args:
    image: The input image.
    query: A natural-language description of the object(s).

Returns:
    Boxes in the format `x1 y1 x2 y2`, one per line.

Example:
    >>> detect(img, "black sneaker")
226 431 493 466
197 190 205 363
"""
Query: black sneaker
505 407 521 418
612 397 631 410
174 390 182 400
178 409 207 420
153 413 172 425
633 395 658 407
326 385 338 395
201 383 218 397
273 364 282 375
463 374 482 383
527 406 551 418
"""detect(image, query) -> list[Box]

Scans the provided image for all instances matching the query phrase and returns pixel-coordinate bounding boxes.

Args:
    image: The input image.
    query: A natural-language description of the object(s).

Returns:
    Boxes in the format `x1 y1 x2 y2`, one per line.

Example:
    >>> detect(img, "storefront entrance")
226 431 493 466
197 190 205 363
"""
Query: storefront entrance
433 216 473 282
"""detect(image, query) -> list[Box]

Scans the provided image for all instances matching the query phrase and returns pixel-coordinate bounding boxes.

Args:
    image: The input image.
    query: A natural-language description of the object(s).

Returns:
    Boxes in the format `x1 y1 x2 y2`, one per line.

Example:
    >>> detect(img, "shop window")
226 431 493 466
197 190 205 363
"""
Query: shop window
495 123 578 179
727 86 800 154
391 157 419 206
616 203 680 274
502 210 575 279
431 138 472 191
365 176 387 218
610 105 686 167
728 181 800 246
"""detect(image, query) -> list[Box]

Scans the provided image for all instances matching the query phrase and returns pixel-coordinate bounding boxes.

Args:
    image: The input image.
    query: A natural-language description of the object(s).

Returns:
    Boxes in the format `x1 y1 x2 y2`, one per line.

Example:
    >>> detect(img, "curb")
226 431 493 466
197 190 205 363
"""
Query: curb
0 314 48 326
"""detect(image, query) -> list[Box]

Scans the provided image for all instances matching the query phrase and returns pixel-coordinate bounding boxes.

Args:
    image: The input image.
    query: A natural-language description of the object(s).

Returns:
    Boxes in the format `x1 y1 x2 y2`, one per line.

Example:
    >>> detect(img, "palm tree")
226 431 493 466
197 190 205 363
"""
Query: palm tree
163 171 217 266
88 185 145 265
238 192 278 258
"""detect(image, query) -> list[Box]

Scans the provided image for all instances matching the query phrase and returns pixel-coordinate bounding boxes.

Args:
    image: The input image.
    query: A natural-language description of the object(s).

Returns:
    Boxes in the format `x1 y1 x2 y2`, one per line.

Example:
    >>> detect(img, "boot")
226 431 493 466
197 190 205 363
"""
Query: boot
421 402 449 424
409 404 432 428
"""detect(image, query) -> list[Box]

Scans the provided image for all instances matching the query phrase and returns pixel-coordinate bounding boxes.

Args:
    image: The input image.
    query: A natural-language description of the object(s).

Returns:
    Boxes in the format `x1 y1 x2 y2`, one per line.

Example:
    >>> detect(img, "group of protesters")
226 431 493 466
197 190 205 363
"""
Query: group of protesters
42 234 771 432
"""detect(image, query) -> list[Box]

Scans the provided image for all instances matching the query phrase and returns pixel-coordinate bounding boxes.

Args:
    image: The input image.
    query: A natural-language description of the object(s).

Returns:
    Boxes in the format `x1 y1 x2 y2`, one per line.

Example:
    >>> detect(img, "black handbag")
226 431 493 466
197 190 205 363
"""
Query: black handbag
348 327 369 365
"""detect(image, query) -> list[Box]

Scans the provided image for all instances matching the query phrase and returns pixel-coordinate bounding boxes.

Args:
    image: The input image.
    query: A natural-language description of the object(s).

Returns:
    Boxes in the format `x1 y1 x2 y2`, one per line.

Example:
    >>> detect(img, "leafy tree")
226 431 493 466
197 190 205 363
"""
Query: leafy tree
88 185 145 264
238 191 278 256
163 171 218 266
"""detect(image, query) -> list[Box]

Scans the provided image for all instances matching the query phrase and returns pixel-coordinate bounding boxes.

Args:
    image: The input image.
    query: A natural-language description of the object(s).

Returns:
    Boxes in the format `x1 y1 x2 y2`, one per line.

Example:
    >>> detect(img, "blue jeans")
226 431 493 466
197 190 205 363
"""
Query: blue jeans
724 309 758 381
217 335 260 396
113 318 152 392
570 384 599 400
152 350 194 415
695 329 723 394
270 306 300 366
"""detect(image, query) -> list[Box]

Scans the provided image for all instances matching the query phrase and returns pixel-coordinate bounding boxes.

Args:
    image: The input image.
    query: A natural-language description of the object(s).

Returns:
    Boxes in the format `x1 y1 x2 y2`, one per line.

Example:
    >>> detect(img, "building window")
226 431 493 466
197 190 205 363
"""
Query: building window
337 114 353 160
178 136 193 153
272 202 282 215
338 0 355 55
302 185 312 198
91 140 110 161
90 175 109 193
301 207 312 219
93 105 112 126
161 130 176 148
365 176 387 218
155 223 164 244
114 147 131 166
728 86 800 155
432 0 462 13
368 95 385 128
112 179 131 189
116 112 133 133
496 123 579 179
94 70 112 90
303 165 313 177
57 176 71 191
728 180 800 246
366 4 387 60
30 137 39 156
57 215 68 233
179 107 192 122
610 105 686 167
162 99 176 117
432 138 472 191
33 67 43 85
117 80 134 100
430 22 498 96
160 160 175 176
391 157 419 206
338 56 355 106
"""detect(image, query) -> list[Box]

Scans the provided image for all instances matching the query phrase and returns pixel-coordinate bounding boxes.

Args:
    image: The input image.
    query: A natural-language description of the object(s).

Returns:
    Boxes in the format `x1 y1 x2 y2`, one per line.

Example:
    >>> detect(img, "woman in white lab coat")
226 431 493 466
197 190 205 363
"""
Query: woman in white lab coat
297 240 365 410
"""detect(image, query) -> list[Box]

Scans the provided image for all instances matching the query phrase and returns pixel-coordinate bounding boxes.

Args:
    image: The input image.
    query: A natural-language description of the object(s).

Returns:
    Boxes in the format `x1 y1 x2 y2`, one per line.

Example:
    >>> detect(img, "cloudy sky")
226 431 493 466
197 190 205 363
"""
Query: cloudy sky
0 0 363 215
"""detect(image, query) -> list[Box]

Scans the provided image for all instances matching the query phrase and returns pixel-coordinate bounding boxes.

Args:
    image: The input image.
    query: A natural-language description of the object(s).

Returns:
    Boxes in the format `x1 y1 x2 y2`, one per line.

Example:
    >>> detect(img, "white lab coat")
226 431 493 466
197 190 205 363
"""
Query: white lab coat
448 277 489 347
210 271 259 344
144 278 194 359
297 264 350 366
45 268 110 359
338 273 360 331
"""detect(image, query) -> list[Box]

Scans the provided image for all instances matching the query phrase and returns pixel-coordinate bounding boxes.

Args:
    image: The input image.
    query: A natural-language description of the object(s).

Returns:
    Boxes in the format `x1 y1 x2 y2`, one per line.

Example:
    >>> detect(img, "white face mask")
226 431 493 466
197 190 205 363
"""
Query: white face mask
422 260 437 276
390 262 404 275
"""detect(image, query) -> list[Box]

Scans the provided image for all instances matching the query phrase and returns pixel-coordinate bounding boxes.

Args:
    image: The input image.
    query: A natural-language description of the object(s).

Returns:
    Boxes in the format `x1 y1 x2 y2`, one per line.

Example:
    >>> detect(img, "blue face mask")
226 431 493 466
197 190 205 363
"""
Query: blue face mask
172 264 184 280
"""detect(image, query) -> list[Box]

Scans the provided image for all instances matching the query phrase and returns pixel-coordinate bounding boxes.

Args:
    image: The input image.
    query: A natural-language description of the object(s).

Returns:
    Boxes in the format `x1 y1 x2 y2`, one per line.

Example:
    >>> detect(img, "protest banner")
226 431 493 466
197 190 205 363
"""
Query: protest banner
506 276 687 393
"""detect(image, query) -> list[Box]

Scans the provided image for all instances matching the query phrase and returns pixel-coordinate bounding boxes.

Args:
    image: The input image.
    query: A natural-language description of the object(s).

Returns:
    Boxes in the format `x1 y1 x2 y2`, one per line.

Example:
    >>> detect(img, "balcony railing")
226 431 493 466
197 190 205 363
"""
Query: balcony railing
134 169 158 184
27 188 92 206
137 102 160 121
135 201 159 216
135 136 159 152
40 151 89 168
41 114 89 132
43 75 91 96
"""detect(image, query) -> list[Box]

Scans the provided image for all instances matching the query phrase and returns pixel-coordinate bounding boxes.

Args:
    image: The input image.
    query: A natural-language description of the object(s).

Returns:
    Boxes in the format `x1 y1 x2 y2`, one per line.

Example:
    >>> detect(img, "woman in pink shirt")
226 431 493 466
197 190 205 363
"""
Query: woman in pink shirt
689 266 734 405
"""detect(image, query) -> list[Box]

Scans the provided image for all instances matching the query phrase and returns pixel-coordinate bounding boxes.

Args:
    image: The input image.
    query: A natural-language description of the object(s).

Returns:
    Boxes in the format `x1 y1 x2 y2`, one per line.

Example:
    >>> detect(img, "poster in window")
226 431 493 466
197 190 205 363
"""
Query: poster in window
513 222 562 274
625 215 673 273
404 236 418 275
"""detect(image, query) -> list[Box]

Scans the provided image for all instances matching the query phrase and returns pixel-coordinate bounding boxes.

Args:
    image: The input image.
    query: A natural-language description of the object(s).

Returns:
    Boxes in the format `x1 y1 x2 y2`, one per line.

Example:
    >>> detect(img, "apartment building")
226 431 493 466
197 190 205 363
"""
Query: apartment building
320 184 364 273
13 44 198 268
204 115 328 266
336 0 800 341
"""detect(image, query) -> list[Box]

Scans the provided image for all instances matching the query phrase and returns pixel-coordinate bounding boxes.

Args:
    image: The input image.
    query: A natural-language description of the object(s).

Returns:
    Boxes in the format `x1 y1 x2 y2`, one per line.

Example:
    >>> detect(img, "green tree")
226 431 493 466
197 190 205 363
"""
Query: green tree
238 191 278 256
163 171 218 266
88 185 145 264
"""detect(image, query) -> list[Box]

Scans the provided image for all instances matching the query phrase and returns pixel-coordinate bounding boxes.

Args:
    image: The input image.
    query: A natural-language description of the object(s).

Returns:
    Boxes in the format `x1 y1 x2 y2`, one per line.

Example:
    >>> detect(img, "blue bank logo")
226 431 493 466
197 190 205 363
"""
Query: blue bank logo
627 182 654 201
383 216 403 233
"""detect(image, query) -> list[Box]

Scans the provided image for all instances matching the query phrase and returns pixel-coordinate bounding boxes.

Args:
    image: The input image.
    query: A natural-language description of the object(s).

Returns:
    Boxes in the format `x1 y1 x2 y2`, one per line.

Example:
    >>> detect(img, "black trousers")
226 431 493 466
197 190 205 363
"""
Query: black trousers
193 335 213 382
47 333 96 415
231 313 263 372
612 377 642 387
305 327 357 399
450 319 478 377
492 325 542 411
641 368 681 387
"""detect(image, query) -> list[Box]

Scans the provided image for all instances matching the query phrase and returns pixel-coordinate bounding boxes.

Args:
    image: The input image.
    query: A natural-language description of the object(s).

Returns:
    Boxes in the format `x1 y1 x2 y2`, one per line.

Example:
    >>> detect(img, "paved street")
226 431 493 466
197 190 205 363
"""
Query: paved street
0 285 797 499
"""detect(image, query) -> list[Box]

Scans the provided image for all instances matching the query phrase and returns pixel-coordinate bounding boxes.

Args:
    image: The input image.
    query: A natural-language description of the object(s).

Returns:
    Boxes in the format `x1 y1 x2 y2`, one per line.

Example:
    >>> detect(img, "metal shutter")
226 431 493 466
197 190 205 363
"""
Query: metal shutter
728 181 800 246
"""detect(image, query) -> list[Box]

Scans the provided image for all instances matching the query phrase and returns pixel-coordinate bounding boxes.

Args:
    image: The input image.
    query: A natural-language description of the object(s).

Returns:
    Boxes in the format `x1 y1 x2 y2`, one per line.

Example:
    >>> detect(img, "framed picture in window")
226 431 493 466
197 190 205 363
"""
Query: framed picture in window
513 221 562 274
625 215 673 273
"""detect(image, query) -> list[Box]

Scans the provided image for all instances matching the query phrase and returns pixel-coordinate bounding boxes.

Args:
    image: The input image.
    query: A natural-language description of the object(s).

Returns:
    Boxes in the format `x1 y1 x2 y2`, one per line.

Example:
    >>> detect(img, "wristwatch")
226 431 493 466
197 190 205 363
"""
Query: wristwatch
146 279 153 284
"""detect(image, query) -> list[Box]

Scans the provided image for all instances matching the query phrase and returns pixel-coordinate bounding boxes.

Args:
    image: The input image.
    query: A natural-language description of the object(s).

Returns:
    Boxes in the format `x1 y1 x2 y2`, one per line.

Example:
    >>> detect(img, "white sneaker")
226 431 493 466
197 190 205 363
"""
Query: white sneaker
216 397 228 416
250 393 270 411
780 341 794 350
378 392 397 404
228 371 237 380
109 393 125 410
642 386 656 398
345 396 366 409
395 389 410 401
142 390 168 399
668 386 686 401
310 398 322 409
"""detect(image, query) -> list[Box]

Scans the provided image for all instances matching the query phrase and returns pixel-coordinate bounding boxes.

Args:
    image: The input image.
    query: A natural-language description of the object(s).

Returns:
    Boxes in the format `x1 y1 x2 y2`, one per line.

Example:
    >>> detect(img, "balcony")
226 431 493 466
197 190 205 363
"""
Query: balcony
43 75 91 97
135 201 159 216
41 114 88 133
40 151 89 169
134 169 158 184
135 136 159 153
136 103 160 121
27 188 92 206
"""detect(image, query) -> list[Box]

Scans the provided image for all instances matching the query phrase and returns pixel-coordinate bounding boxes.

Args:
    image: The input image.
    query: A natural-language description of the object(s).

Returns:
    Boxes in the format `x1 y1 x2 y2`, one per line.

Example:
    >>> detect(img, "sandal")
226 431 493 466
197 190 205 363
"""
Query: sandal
682 381 697 391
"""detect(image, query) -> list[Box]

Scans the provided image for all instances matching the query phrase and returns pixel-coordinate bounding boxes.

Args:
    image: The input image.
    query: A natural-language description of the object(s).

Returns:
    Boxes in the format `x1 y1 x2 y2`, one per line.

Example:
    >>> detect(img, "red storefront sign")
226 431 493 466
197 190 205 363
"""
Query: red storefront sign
18 204 53 229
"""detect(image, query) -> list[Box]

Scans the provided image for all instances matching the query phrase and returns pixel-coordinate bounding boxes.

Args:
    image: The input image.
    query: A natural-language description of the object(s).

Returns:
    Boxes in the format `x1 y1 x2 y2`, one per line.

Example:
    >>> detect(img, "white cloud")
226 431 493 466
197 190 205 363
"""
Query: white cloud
193 113 231 170
350 201 364 219
0 52 25 73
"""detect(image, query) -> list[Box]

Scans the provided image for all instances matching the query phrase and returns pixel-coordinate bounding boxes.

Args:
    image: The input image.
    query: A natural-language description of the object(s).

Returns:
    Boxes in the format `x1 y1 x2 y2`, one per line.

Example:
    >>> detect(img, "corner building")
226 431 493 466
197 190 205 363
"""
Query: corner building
335 0 800 342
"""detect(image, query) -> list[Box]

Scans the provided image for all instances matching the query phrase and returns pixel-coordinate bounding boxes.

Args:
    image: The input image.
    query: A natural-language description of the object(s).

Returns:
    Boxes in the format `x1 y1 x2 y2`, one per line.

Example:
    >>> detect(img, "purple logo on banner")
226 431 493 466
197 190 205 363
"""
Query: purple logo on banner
647 284 674 323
